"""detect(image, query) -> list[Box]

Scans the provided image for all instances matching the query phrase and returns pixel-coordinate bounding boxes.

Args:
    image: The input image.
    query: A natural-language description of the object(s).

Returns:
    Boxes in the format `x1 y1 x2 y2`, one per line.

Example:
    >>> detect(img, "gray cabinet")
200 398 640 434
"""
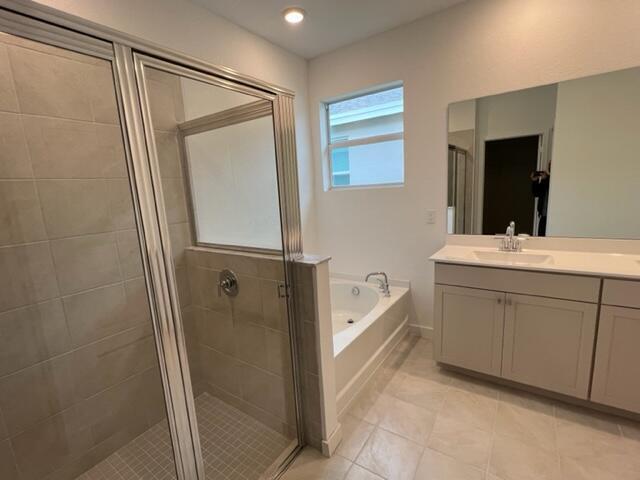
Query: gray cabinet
591 305 640 412
502 294 597 399
434 285 505 376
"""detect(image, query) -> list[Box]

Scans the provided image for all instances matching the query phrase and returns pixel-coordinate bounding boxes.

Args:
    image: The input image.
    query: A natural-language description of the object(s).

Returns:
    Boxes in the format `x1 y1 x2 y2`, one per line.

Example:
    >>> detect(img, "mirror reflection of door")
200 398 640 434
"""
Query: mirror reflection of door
482 135 539 235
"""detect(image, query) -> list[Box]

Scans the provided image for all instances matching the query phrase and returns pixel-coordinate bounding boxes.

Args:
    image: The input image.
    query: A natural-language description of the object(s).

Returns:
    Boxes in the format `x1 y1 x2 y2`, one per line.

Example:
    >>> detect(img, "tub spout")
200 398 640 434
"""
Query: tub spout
365 272 390 297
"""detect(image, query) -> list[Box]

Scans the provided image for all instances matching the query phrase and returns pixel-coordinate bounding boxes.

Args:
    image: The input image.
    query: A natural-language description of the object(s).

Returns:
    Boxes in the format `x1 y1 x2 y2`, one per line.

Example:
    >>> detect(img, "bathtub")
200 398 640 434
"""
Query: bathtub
331 277 410 414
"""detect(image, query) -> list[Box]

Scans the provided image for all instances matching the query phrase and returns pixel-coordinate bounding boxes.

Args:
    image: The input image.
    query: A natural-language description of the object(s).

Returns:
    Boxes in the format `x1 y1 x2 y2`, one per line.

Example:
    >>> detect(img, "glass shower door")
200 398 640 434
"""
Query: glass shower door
134 56 300 479
0 31 177 479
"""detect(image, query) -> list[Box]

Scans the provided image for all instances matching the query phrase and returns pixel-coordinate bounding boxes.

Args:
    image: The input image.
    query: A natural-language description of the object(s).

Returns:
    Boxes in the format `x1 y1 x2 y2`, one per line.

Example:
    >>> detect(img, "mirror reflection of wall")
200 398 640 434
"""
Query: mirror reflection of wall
447 66 640 239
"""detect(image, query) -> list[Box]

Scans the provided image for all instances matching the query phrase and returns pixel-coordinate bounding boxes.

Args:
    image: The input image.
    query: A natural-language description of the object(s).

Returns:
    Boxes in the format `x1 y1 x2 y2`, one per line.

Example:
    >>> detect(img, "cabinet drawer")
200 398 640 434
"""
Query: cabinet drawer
434 263 600 303
602 279 640 309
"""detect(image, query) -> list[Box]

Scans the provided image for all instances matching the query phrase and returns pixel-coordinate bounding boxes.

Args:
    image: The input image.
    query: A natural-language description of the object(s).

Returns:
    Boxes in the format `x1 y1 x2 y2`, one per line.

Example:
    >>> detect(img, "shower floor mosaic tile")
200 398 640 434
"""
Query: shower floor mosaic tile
76 393 292 480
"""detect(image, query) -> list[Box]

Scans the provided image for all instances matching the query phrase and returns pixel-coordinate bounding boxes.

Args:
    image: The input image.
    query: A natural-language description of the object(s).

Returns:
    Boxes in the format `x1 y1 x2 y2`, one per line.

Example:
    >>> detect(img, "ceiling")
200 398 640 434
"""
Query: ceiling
192 0 466 59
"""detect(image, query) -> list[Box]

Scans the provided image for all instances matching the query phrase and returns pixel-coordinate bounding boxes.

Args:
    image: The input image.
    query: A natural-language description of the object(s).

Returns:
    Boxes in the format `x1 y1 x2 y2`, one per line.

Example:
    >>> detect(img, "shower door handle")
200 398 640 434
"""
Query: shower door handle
217 269 238 297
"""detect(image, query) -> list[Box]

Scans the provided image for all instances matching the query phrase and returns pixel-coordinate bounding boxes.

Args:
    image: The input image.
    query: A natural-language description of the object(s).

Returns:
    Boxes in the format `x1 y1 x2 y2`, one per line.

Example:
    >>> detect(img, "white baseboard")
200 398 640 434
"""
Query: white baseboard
322 423 343 457
408 324 433 339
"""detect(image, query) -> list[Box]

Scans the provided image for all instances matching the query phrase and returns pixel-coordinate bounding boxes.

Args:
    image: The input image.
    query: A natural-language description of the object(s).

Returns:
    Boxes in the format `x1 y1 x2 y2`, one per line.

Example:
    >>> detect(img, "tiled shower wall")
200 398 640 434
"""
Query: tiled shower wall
182 248 297 438
146 67 299 440
0 34 167 480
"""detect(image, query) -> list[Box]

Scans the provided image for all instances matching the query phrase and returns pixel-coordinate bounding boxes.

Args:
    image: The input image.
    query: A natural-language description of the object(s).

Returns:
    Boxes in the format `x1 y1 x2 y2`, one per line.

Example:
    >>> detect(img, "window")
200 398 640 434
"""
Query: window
326 85 404 188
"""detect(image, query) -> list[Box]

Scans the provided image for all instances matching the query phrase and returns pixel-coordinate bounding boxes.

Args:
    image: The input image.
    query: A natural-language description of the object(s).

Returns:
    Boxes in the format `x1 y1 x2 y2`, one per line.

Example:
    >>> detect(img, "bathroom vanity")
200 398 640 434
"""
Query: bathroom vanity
431 243 640 415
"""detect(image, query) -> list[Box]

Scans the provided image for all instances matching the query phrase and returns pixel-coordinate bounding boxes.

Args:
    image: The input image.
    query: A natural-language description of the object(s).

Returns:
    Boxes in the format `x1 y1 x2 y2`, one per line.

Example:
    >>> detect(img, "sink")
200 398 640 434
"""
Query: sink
470 250 554 265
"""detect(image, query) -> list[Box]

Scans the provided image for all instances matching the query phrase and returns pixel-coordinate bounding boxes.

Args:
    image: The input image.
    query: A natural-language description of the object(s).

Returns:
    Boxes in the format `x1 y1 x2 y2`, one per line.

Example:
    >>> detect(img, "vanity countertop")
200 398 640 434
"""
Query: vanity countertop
430 244 640 280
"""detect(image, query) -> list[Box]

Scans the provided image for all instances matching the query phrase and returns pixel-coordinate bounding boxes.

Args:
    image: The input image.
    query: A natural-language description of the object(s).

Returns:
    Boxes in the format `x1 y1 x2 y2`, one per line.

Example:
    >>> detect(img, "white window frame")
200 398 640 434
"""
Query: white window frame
324 85 405 190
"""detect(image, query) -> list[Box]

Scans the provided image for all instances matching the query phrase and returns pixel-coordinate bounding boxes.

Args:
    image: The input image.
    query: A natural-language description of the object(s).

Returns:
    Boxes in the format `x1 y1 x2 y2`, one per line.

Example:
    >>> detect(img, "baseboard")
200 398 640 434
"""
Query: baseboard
321 423 343 457
408 324 433 339
336 317 409 416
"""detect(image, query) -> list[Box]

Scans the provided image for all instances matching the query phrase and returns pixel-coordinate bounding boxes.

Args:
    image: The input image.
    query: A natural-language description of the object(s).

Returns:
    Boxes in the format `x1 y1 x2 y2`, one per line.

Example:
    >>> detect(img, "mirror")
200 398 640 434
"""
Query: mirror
447 66 640 239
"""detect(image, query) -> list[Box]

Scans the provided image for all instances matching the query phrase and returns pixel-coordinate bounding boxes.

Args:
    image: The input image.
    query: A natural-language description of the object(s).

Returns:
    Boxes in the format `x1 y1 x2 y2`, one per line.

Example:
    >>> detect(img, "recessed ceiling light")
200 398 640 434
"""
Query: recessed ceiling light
283 7 305 24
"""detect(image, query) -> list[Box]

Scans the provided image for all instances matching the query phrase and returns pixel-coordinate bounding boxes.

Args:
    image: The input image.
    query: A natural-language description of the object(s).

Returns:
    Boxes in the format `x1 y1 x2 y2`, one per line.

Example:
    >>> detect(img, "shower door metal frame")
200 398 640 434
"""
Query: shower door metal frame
0 2 306 479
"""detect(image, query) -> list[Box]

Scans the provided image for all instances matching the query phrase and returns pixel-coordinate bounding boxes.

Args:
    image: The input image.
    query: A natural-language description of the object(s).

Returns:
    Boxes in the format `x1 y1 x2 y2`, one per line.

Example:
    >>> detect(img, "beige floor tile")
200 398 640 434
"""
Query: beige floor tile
619 419 640 441
494 402 556 450
439 388 498 433
448 373 501 399
348 390 394 425
337 414 375 461
378 395 436 444
427 414 492 468
554 403 621 435
392 373 449 412
414 447 485 480
489 433 560 480
355 428 423 480
345 464 385 480
282 448 352 480
498 388 555 416
561 452 640 480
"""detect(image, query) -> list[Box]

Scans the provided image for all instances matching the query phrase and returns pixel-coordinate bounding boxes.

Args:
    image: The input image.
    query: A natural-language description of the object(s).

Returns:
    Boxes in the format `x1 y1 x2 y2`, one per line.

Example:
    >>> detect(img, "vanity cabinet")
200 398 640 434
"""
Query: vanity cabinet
434 285 504 376
502 294 597 398
434 263 600 399
591 280 640 412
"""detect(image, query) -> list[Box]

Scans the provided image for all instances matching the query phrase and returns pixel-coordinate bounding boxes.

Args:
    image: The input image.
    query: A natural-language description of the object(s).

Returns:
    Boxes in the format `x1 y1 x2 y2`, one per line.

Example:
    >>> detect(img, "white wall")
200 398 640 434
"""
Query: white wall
448 99 476 132
547 67 640 239
474 84 557 233
308 0 640 333
34 0 318 251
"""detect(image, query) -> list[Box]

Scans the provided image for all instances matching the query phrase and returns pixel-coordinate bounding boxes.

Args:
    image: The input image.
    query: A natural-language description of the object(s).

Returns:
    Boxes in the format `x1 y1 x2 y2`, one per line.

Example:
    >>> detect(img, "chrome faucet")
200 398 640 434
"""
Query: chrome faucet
499 221 522 252
365 272 390 296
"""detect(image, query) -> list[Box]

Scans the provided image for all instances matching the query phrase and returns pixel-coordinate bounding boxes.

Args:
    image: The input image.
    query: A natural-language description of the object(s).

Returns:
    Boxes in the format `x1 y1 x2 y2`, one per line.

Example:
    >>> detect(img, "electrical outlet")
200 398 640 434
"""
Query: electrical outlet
426 210 436 224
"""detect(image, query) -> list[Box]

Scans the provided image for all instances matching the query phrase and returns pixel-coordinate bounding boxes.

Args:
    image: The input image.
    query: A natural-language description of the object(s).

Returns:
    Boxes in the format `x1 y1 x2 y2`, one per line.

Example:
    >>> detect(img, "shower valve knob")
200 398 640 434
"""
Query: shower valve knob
217 269 238 297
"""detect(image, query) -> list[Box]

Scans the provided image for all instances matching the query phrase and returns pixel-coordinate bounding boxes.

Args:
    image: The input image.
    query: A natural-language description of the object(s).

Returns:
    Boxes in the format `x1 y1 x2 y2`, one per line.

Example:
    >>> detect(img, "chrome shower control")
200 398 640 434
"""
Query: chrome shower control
217 269 238 297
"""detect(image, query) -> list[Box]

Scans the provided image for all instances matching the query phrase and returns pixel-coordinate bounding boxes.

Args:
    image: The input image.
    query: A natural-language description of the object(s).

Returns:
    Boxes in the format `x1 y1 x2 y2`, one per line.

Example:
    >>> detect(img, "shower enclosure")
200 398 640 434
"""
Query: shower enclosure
0 4 303 480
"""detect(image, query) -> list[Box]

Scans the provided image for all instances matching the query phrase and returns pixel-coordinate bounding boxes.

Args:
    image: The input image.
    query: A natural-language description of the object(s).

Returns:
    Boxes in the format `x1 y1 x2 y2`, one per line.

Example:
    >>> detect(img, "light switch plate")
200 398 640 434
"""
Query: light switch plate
426 210 436 224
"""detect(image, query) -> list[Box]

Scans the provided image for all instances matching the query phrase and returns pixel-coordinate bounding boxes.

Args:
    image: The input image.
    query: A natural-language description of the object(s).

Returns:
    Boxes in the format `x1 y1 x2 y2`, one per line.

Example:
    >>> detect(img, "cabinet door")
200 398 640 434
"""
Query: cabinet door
502 294 597 398
434 285 505 376
591 306 640 413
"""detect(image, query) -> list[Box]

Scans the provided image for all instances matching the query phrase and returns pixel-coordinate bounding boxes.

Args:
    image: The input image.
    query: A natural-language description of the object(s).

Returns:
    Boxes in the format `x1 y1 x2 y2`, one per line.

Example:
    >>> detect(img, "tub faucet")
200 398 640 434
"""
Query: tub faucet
365 272 390 297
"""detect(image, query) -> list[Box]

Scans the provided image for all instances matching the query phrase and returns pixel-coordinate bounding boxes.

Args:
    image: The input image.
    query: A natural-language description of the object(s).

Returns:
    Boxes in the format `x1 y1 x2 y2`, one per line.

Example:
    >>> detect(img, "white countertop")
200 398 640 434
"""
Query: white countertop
430 244 640 280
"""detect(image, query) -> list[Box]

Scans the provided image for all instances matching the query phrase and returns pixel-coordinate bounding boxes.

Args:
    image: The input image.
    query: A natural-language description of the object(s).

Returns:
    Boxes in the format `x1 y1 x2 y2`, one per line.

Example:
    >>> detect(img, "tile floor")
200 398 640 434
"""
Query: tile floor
282 335 640 480
77 393 292 480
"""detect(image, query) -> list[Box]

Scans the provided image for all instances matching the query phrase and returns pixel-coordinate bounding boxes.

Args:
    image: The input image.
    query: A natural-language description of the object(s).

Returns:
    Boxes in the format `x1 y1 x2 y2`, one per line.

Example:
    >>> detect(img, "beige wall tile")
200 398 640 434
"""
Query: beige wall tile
63 283 129 346
195 306 235 356
0 438 19 479
188 266 230 313
146 75 182 131
200 346 241 396
0 353 79 436
124 277 152 326
0 299 70 376
234 320 267 367
169 222 191 268
161 177 188 224
72 324 156 398
116 229 144 279
106 178 135 230
239 363 282 417
0 241 59 311
23 117 126 178
232 276 264 324
261 278 288 331
156 130 183 178
8 45 94 121
10 406 94 480
37 180 113 238
301 321 319 375
0 112 32 178
175 265 192 308
8 44 118 124
50 233 121 295
0 408 7 439
0 180 47 246
257 257 286 281
266 328 291 377
0 44 18 112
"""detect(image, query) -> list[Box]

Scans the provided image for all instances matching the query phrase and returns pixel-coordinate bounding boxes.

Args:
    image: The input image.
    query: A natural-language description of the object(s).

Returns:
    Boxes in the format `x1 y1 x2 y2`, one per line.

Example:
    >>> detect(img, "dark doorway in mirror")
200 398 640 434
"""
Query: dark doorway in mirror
482 135 539 235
